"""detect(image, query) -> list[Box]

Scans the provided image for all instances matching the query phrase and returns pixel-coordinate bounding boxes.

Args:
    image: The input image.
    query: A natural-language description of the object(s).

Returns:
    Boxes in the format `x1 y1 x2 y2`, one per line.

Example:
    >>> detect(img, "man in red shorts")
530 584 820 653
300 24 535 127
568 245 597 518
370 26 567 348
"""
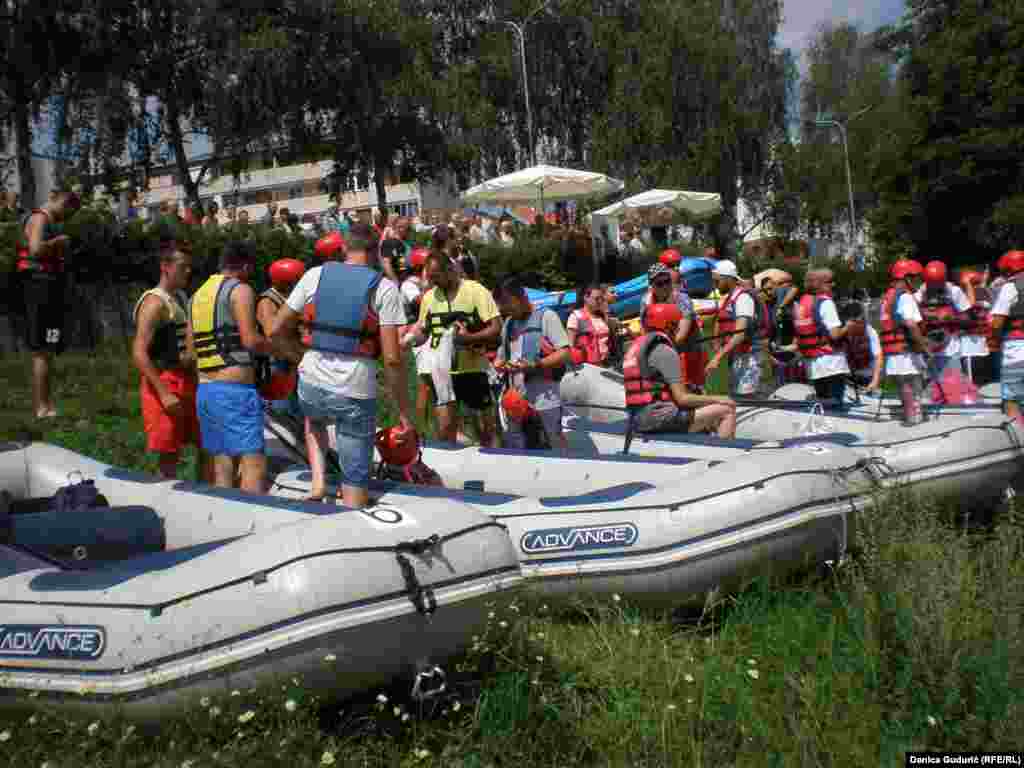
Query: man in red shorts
131 237 212 481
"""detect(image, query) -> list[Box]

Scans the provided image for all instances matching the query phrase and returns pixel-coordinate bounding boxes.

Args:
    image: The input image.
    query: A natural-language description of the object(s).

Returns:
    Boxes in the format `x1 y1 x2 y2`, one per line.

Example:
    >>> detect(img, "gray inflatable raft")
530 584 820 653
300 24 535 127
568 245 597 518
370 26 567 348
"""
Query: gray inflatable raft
269 438 880 605
0 442 522 719
559 365 1024 509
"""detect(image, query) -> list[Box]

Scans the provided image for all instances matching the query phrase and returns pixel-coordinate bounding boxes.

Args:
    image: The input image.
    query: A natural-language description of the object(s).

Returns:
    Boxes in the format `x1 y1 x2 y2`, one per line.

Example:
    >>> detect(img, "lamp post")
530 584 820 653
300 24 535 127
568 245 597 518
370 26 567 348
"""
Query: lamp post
811 106 873 270
501 3 547 169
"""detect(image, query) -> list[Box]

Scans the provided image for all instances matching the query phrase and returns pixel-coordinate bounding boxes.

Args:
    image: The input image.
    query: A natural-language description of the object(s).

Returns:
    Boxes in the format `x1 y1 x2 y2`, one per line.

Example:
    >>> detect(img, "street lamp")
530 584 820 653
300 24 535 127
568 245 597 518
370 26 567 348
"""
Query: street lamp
809 106 873 270
500 3 547 168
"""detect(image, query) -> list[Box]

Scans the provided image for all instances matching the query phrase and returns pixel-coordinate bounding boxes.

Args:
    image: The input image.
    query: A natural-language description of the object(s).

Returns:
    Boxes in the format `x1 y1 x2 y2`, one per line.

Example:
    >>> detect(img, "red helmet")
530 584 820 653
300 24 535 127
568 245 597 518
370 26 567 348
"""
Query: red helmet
501 389 535 423
889 259 923 280
408 246 430 270
659 248 682 267
642 303 683 333
923 260 947 285
375 426 418 467
315 231 346 261
997 253 1010 274
268 258 306 286
1003 250 1024 275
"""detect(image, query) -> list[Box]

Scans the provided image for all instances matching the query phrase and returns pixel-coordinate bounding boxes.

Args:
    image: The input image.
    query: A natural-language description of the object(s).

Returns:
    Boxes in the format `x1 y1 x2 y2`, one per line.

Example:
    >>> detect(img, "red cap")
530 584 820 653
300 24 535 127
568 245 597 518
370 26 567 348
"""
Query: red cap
315 231 346 260
268 258 306 286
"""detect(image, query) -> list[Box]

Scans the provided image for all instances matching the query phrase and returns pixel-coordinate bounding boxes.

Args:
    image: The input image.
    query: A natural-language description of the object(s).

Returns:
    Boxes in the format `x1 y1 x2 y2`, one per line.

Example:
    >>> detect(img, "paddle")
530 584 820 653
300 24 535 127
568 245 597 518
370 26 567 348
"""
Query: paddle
263 405 343 475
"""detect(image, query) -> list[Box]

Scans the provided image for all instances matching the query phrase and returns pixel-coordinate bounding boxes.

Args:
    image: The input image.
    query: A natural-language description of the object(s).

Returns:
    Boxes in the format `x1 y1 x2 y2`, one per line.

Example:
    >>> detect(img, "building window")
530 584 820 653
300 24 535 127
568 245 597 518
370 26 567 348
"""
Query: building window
289 184 303 200
242 192 259 205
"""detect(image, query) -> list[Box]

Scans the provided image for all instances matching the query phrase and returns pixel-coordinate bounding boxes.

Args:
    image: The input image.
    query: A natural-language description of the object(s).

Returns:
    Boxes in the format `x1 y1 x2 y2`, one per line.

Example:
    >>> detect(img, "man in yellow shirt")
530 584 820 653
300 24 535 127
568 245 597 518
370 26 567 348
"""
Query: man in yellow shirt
406 253 501 445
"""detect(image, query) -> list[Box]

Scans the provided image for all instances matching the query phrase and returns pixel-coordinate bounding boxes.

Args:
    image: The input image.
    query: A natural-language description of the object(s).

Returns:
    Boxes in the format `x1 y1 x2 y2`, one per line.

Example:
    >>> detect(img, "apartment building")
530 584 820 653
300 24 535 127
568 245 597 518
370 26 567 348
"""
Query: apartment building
141 149 461 225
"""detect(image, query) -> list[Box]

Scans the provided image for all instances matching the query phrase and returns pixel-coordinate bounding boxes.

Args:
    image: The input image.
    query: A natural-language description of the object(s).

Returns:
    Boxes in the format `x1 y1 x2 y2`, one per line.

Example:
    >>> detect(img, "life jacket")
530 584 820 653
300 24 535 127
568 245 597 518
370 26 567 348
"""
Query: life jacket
879 286 912 355
623 332 675 408
191 274 254 372
501 307 568 382
300 262 382 358
793 293 835 359
919 283 963 349
16 209 64 274
401 275 423 325
1002 275 1024 340
717 287 769 355
132 287 189 371
844 324 872 372
965 286 992 338
570 308 609 365
422 283 488 369
675 304 706 387
255 287 297 399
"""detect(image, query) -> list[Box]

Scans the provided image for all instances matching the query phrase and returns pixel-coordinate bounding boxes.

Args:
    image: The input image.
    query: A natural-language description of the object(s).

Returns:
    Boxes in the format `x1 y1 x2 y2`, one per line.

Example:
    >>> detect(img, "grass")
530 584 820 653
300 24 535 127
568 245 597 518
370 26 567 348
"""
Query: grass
1 343 1023 767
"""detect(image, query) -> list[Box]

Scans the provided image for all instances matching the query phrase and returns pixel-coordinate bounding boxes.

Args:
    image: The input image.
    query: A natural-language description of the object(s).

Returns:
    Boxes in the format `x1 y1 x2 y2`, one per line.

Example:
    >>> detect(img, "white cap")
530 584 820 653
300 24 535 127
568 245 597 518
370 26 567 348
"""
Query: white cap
712 259 739 279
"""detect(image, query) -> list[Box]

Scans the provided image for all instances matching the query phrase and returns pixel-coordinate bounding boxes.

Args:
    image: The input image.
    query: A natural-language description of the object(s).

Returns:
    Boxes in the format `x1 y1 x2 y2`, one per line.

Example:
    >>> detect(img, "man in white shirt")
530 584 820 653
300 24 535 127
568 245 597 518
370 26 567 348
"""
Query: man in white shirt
880 260 931 425
989 250 1024 422
270 223 413 508
914 261 971 380
792 268 855 405
706 259 761 397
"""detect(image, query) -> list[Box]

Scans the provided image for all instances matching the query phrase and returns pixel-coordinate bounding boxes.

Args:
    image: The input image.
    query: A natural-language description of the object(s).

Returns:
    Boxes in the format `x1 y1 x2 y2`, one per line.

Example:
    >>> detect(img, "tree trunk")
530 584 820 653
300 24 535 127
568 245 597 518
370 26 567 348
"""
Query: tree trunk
164 93 201 211
13 79 36 209
373 153 389 221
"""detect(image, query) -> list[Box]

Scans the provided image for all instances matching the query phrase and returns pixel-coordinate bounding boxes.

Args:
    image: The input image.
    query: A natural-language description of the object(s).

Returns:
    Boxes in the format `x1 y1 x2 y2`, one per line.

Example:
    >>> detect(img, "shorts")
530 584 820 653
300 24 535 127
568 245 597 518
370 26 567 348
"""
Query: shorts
17 273 67 354
196 381 265 457
1001 364 1024 404
298 379 376 490
451 372 494 411
141 369 200 454
728 353 761 397
504 406 563 450
414 343 434 376
633 401 691 434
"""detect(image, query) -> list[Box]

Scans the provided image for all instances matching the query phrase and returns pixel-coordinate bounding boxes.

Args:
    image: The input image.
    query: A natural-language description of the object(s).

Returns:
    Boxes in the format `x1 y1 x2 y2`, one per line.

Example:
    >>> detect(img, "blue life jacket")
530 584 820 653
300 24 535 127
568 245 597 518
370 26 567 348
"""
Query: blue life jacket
302 262 383 358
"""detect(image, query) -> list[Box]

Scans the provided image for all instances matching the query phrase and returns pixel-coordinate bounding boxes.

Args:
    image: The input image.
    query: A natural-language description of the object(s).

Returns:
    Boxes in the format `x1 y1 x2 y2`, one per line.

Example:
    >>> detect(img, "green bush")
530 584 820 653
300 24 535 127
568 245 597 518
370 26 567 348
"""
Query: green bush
475 236 576 290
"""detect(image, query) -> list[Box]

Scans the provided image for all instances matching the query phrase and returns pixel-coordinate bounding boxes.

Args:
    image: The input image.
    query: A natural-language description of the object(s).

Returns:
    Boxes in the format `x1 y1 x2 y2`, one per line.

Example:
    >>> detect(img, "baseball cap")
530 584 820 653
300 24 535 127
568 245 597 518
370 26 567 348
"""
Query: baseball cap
648 262 672 282
712 259 739 279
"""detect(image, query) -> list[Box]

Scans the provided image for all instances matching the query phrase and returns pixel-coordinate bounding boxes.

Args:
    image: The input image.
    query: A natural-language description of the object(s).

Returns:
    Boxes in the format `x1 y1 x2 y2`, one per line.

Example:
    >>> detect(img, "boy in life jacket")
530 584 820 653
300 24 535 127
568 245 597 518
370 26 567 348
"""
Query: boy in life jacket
914 260 971 379
15 188 79 419
269 223 414 507
131 237 211 481
624 304 737 438
189 240 276 492
880 259 932 425
957 270 995 386
567 284 613 366
492 275 574 454
838 301 883 395
989 250 1024 424
255 258 306 417
793 268 857 405
706 259 767 397
644 262 705 392
394 243 437 427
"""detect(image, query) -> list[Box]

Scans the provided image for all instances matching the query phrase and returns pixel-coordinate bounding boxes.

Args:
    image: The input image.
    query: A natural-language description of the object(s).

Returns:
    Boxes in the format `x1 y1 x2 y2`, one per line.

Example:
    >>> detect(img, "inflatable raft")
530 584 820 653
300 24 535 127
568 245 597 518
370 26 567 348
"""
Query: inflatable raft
559 365 1024 509
268 431 879 604
0 442 522 718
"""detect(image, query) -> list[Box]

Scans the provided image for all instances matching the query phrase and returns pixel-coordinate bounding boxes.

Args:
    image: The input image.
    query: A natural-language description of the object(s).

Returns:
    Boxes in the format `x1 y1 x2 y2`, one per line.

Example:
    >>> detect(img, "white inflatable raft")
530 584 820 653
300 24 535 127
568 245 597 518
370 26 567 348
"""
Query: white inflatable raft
269 438 880 605
559 365 1024 509
0 442 522 719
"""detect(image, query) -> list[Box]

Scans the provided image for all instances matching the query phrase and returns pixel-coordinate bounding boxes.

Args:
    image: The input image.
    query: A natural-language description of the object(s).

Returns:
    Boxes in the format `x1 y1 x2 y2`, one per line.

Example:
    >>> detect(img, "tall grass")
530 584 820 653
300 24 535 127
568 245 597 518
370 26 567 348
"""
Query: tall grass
0 345 1022 766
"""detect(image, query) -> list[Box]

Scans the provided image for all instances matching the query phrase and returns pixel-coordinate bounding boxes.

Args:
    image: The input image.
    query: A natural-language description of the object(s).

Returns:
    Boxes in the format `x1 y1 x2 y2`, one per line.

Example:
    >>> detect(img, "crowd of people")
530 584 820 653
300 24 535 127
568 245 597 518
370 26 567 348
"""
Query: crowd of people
11 185 1024 508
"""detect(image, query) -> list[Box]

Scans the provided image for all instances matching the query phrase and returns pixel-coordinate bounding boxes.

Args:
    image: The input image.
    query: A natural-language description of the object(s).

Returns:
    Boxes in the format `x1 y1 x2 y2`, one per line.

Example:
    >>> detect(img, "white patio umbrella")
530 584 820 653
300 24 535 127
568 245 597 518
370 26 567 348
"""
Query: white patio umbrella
461 164 624 208
592 189 722 223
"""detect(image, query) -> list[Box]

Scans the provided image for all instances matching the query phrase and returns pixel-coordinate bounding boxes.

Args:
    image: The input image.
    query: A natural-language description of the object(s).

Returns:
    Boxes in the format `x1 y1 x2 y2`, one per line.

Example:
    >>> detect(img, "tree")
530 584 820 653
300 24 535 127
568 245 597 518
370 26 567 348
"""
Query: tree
870 0 1024 265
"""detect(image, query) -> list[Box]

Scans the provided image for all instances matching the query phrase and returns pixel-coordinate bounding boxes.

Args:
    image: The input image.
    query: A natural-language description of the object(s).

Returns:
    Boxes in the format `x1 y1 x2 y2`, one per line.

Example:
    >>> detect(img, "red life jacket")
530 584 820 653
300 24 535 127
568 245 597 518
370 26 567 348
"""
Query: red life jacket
880 286 913 355
570 308 609 365
1002 275 1024 340
256 287 298 400
919 284 963 346
793 293 835 359
717 287 764 355
16 209 64 273
623 332 675 408
677 312 706 387
844 325 872 372
300 263 382 358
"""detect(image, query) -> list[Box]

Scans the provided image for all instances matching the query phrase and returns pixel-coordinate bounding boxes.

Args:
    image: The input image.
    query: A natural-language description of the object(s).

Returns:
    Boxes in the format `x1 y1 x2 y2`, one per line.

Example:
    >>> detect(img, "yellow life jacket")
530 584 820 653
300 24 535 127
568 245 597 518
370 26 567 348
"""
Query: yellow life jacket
190 274 253 372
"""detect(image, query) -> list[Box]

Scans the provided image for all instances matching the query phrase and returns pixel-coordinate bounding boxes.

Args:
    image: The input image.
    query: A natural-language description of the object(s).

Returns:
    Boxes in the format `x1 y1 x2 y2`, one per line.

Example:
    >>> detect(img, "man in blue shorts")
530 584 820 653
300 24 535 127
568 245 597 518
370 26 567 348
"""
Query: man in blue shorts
189 240 275 492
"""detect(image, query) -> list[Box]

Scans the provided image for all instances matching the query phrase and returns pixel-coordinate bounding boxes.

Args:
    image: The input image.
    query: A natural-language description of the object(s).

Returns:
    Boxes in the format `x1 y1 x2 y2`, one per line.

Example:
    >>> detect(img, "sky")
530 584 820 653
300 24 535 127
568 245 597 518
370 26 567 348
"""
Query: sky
780 0 906 60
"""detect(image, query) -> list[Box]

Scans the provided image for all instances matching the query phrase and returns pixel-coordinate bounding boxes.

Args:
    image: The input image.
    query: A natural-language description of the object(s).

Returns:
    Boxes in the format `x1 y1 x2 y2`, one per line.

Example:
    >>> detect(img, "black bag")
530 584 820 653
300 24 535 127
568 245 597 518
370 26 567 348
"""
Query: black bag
53 472 103 515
